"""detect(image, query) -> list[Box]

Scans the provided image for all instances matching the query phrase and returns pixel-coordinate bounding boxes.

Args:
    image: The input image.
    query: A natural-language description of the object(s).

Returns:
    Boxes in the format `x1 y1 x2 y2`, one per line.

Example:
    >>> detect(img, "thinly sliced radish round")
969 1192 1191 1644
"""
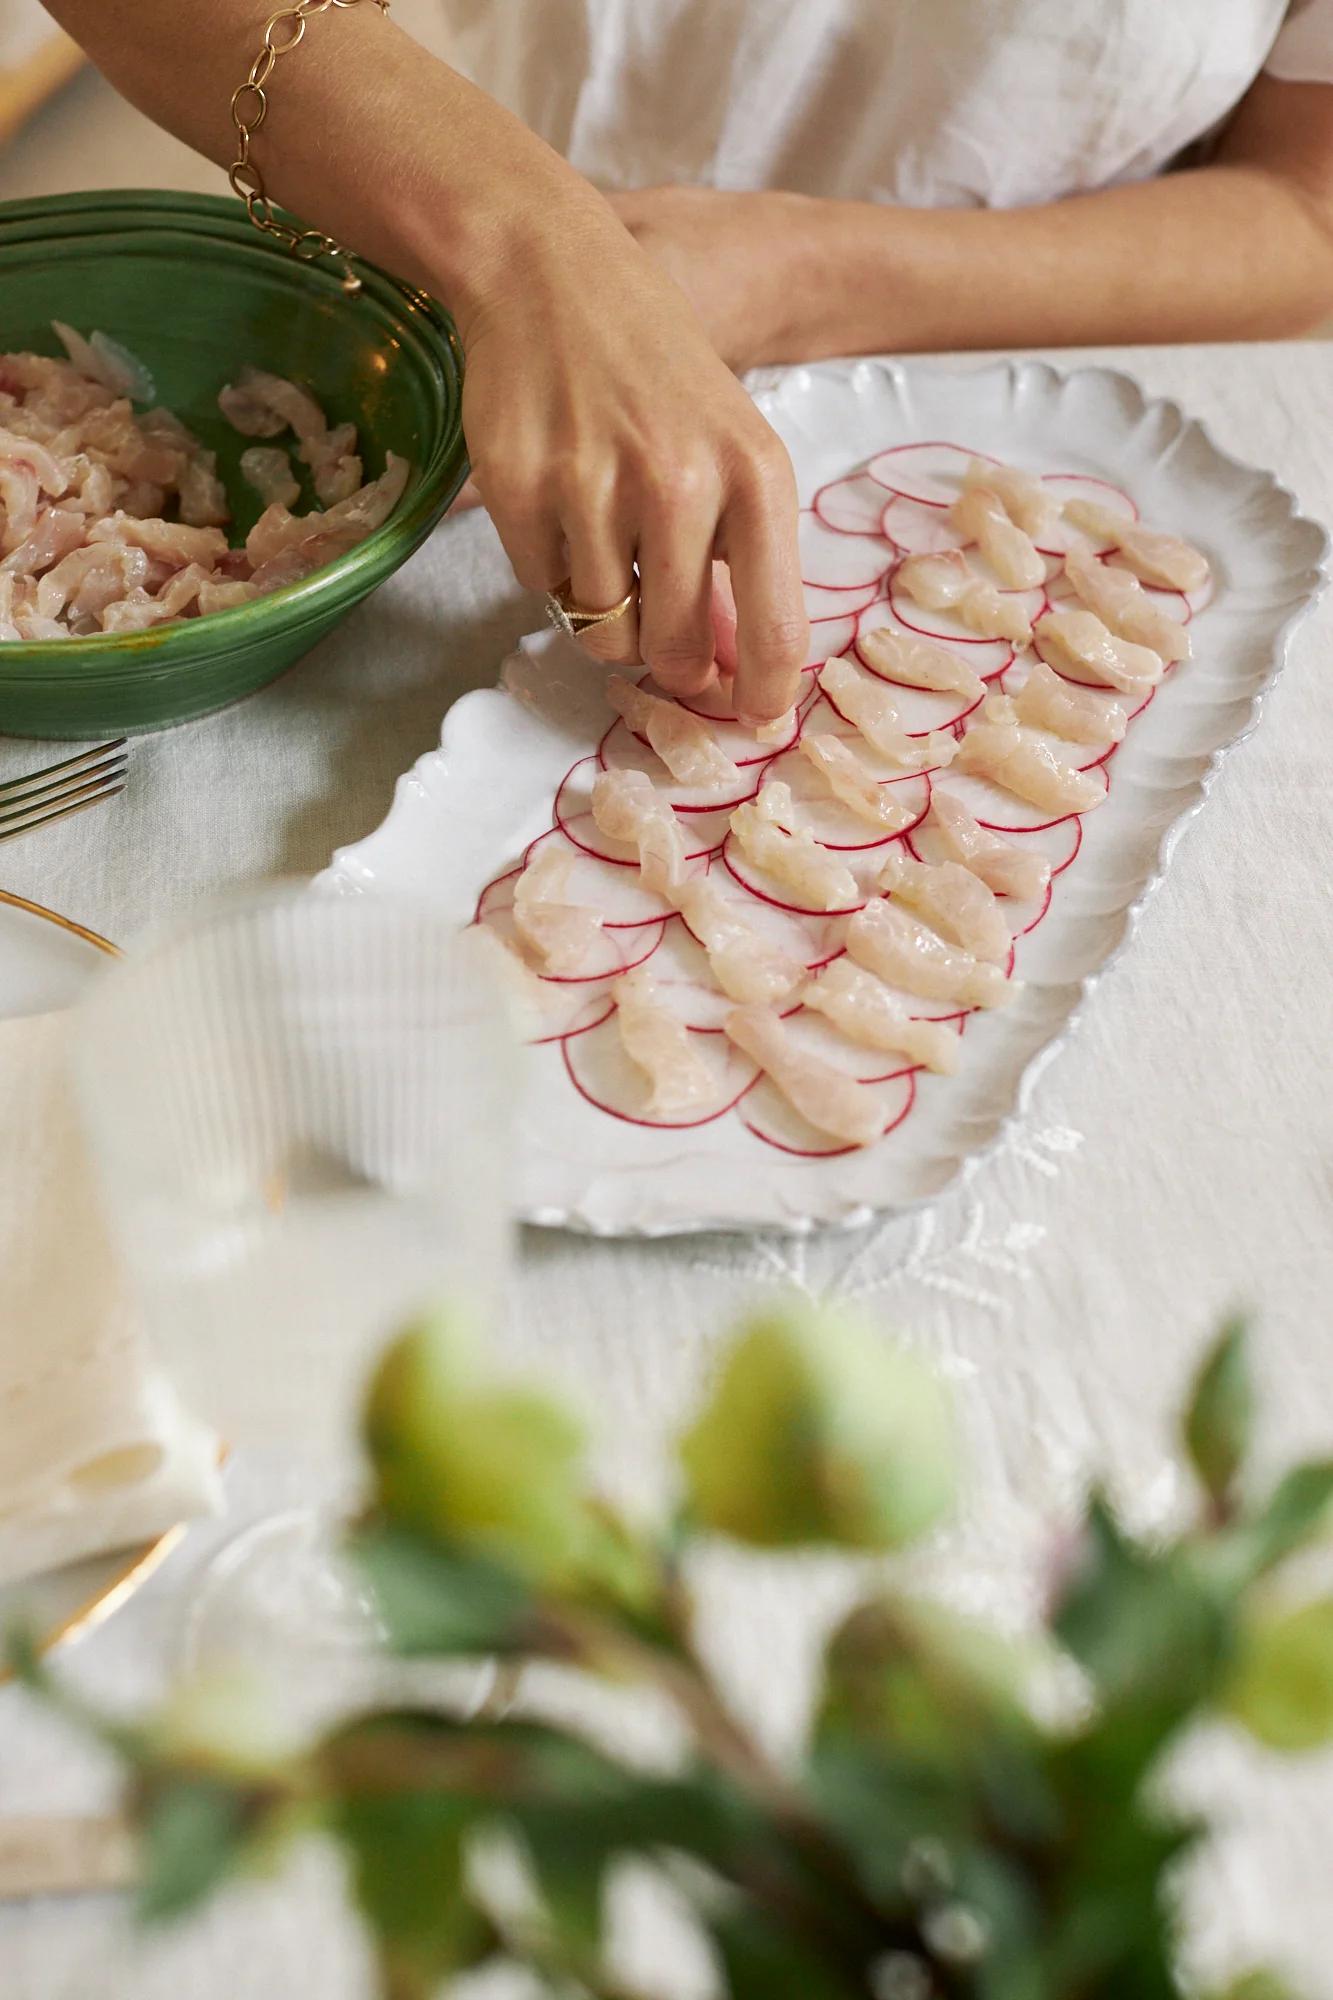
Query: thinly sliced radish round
762 736 932 851
805 609 861 669
1030 616 1158 717
805 577 880 622
597 717 761 815
1036 474 1137 556
776 1005 920 1085
867 441 996 507
799 509 891 591
814 471 897 537
553 759 729 867
881 493 965 555
903 824 1059 939
475 867 669 981
740 1069 916 1157
884 579 1023 671
674 665 818 725
531 987 618 1046
637 673 798 766
681 869 846 973
851 602 992 719
1097 555 1197 626
523 824 677 928
641 922 803 1034
1001 654 1145 757
563 1012 759 1130
931 762 1109 834
721 834 868 918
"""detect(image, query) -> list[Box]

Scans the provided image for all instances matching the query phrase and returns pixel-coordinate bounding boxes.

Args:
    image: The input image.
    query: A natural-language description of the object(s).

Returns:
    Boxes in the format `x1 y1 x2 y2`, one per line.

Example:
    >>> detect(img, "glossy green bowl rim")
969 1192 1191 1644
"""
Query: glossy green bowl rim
0 189 467 687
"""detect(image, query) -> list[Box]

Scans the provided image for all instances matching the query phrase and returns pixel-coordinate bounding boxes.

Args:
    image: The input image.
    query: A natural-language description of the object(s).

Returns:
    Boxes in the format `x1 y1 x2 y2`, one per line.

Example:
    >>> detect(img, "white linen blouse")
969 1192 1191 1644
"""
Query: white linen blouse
440 0 1333 205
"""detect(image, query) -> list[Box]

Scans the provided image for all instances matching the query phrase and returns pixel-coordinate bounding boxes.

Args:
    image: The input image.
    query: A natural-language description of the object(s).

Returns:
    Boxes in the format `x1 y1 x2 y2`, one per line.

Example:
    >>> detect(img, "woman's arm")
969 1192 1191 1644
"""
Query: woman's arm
39 0 809 717
614 77 1333 367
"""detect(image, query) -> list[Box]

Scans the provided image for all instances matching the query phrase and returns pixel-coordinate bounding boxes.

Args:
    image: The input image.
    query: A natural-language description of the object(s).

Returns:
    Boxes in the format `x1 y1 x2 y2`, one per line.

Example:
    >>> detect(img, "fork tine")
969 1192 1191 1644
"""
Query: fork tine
0 771 126 843
0 739 127 804
0 748 128 813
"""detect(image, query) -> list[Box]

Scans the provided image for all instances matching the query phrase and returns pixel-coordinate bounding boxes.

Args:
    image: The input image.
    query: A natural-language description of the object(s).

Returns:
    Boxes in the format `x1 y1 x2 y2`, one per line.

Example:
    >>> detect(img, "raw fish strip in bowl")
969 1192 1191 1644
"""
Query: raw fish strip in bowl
0 325 411 641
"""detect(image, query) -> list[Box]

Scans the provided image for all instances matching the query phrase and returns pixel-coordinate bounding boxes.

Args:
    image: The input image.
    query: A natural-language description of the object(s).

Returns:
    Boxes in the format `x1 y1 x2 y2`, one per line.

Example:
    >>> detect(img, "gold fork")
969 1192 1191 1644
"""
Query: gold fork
0 740 128 844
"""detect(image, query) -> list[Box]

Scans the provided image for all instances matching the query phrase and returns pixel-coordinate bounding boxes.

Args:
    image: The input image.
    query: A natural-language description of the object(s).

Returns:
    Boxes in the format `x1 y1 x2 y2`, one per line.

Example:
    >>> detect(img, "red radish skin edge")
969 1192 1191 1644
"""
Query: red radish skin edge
721 845 867 920
866 442 1001 508
594 719 764 818
886 579 1042 651
740 1069 918 1157
561 1033 761 1131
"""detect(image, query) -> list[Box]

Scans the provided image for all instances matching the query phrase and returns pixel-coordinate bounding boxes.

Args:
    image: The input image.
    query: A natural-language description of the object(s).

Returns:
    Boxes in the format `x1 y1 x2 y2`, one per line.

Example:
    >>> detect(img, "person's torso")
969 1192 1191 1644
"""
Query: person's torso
438 0 1289 204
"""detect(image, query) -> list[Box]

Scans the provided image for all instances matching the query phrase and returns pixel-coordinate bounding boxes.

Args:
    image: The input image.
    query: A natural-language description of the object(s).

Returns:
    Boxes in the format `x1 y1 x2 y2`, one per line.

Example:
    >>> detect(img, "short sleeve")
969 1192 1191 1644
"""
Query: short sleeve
1265 0 1333 82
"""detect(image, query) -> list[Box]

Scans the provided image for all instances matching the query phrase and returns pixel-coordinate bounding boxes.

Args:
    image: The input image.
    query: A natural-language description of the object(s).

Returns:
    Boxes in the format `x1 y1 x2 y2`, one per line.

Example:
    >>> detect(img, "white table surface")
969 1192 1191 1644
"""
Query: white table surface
2 340 1332 1998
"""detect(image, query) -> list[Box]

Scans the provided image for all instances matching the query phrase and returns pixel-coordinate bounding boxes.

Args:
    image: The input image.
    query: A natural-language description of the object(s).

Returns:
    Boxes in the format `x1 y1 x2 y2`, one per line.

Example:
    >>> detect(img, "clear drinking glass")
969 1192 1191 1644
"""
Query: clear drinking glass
70 883 516 1686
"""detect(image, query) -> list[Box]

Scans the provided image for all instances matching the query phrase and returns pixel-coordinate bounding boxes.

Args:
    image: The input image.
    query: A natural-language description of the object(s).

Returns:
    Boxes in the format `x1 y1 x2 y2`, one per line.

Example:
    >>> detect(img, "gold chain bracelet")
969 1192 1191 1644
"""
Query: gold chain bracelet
229 0 391 296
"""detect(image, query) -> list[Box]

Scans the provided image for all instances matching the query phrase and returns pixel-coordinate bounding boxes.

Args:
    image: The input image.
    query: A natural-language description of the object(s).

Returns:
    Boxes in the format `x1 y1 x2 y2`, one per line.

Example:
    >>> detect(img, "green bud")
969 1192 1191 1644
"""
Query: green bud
679 1303 955 1551
363 1306 590 1587
1185 1318 1252 1510
1225 1596 1333 1752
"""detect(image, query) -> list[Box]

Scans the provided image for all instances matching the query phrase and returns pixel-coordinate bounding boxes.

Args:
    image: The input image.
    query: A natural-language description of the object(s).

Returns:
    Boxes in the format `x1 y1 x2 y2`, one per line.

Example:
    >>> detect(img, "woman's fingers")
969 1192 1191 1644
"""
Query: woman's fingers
721 444 808 721
635 469 721 698
563 480 641 666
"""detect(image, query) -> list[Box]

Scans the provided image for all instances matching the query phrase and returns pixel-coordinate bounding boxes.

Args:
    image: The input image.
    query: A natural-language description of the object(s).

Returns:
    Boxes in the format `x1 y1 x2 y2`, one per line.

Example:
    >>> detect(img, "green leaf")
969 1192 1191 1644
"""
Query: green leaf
706 1900 864 2000
135 1775 259 1922
811 1595 1054 1905
678 1304 955 1551
1224 1596 1333 1750
333 1788 494 1992
1184 1318 1252 1510
363 1306 592 1589
1055 1497 1232 1738
1229 1460 1333 1580
351 1523 537 1658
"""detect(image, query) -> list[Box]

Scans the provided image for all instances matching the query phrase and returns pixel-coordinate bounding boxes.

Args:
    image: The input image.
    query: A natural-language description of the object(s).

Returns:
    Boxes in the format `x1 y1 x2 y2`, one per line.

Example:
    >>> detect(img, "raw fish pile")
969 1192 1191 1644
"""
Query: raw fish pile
474 440 1212 1159
0 324 408 640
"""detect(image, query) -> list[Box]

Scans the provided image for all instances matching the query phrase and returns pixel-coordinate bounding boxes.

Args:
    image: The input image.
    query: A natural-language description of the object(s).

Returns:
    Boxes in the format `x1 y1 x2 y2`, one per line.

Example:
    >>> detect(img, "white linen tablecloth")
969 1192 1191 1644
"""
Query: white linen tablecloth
1 342 1331 1997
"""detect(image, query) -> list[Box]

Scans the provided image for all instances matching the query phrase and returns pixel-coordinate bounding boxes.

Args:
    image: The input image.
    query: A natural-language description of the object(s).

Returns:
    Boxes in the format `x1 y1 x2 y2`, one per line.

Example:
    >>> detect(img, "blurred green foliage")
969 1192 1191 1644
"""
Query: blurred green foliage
18 1304 1333 2000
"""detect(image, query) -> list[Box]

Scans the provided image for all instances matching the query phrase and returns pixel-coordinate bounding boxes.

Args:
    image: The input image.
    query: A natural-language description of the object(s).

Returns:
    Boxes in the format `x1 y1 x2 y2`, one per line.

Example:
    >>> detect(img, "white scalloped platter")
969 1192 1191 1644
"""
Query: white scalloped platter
322 359 1327 1236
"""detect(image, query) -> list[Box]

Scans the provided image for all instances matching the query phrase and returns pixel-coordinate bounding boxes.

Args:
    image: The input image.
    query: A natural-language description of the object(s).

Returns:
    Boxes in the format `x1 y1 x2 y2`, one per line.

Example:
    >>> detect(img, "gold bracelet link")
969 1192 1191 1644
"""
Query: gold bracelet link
228 0 391 296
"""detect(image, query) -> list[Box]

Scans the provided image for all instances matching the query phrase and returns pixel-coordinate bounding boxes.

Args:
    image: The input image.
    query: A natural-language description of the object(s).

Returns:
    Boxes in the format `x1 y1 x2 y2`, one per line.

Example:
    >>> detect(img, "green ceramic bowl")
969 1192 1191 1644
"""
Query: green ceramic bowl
0 190 467 737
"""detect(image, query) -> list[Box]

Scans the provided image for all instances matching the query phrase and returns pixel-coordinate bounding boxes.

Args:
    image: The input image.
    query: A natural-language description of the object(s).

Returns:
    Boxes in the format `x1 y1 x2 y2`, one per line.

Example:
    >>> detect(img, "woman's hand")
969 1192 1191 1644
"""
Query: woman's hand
610 187 826 372
452 189 808 719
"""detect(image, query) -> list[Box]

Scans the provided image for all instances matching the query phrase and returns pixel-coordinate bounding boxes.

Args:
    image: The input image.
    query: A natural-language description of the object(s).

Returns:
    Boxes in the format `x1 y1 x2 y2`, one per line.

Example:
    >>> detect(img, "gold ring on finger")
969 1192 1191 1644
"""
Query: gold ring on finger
544 577 638 639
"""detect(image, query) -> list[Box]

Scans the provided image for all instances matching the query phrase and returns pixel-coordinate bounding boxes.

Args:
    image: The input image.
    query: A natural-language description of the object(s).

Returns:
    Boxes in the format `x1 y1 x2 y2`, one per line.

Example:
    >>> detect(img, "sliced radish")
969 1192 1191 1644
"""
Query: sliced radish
721 833 868 919
674 665 818 725
931 763 1109 835
638 672 799 765
553 758 729 867
776 1004 921 1085
867 441 996 507
475 867 668 981
1030 616 1158 717
883 580 1020 673
740 1069 916 1157
597 717 761 815
805 609 861 669
1036 474 1137 556
523 824 677 928
1000 654 1146 756
1098 554 1198 627
814 471 897 537
881 493 965 555
852 602 992 718
531 987 618 1047
562 1012 758 1130
640 922 801 1033
761 735 932 852
682 868 846 973
798 509 892 591
805 578 880 622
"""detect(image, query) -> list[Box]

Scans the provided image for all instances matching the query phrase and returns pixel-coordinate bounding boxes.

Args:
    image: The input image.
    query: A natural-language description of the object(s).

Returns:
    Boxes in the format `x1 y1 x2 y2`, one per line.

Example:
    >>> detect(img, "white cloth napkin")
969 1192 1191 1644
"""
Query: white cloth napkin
0 1010 221 1589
